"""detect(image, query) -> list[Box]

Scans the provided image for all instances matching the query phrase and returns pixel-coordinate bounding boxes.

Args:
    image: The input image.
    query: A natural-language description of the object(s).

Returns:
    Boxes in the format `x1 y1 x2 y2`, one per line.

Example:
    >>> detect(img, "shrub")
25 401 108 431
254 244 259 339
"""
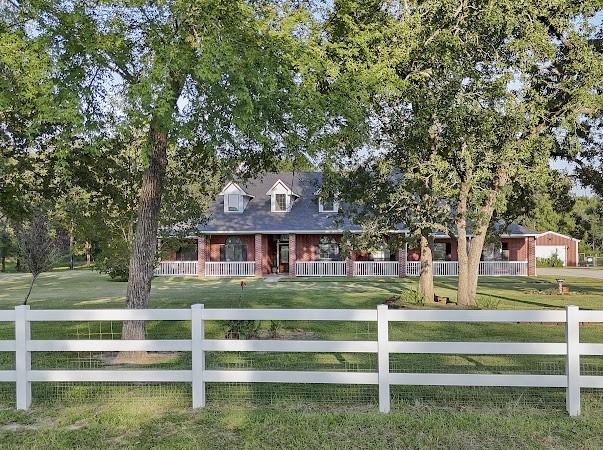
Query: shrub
400 288 424 305
537 250 564 268
95 237 131 281
475 294 501 310
222 320 261 339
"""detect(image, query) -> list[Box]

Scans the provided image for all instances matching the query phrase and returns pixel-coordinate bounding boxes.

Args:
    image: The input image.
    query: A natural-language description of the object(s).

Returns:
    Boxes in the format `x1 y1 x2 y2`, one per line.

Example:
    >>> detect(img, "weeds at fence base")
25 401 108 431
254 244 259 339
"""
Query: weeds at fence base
1 382 600 416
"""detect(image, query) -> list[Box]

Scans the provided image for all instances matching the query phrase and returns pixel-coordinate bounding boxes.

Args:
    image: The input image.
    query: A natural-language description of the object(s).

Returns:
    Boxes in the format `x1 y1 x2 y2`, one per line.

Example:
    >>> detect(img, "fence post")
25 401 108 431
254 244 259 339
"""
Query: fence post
377 304 390 413
191 304 205 408
566 305 580 417
15 305 31 410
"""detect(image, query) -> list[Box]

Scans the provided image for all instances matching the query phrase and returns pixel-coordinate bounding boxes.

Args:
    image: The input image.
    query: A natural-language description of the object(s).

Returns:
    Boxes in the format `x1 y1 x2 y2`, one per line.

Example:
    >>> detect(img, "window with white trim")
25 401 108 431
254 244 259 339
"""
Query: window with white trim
274 193 287 212
226 194 241 212
319 197 338 213
318 236 341 261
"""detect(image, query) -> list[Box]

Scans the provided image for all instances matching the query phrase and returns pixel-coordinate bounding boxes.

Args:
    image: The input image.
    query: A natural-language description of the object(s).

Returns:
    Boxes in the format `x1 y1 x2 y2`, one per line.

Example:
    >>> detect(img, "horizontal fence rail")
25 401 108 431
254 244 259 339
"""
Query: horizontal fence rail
205 261 255 277
296 261 347 277
353 261 398 277
406 261 528 277
154 261 198 276
0 305 600 416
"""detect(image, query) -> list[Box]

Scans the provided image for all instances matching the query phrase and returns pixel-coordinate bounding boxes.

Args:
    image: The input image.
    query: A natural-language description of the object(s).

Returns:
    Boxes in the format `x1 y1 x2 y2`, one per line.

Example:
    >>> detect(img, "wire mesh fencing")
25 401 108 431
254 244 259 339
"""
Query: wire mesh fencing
1 308 603 416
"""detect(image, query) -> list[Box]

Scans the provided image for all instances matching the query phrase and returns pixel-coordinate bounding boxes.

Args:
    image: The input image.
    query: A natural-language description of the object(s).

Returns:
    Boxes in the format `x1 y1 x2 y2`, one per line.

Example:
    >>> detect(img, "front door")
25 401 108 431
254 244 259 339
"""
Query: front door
277 242 289 273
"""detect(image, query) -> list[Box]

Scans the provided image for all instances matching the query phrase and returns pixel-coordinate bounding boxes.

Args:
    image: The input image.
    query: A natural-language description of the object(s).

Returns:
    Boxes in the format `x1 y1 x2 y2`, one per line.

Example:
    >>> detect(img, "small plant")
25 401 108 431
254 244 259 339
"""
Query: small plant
269 320 284 338
222 278 260 339
401 288 425 305
223 320 261 339
475 294 501 310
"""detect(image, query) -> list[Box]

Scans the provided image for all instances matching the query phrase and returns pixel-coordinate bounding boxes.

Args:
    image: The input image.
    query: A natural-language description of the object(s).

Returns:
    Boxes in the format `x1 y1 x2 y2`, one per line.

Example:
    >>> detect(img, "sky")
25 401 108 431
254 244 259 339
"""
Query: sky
550 159 593 197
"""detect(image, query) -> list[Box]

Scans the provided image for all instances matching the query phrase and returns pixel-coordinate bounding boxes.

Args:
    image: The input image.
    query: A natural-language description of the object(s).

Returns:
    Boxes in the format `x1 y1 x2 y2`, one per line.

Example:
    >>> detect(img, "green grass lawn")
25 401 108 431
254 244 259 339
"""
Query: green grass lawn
1 270 603 448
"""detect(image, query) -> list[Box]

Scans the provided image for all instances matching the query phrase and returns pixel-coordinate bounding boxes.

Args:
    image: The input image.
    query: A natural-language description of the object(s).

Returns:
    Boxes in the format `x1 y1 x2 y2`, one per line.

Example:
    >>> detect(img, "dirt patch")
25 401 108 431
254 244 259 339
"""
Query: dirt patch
100 351 181 366
526 289 590 296
382 295 469 310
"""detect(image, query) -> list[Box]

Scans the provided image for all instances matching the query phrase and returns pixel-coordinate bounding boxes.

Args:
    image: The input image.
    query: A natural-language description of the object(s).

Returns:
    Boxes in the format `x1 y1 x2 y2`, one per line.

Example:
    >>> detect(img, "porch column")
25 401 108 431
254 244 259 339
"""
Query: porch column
197 236 207 277
288 234 297 277
346 251 355 277
254 234 263 277
398 243 407 278
527 236 536 276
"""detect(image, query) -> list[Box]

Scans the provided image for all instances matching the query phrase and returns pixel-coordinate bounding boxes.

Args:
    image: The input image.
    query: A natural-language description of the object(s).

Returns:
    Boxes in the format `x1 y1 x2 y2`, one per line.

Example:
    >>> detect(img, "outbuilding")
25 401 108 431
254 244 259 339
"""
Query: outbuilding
535 231 580 267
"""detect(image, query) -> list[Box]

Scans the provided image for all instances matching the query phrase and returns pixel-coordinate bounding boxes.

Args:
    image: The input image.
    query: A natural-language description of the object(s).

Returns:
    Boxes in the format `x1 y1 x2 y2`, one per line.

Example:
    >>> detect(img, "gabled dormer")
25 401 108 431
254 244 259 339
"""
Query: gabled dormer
219 181 254 213
266 179 298 213
315 188 339 213
319 197 339 213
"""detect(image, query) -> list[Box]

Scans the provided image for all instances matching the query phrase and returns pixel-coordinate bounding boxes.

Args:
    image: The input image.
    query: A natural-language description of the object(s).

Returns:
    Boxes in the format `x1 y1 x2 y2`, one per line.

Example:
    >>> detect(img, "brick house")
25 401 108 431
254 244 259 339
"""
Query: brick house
156 172 539 277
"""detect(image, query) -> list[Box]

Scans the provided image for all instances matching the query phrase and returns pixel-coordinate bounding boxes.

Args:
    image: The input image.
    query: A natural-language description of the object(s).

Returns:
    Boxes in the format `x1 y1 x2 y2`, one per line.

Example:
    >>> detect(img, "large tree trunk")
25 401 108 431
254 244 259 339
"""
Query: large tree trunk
122 121 170 341
418 230 435 303
1 255 5 272
456 164 509 306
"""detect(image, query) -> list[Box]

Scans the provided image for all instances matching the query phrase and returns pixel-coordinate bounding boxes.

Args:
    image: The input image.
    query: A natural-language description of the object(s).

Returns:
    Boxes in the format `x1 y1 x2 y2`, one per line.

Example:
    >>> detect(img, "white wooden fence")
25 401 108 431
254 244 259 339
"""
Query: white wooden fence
354 261 399 277
154 261 198 276
205 262 255 277
296 261 347 277
406 261 528 277
0 304 601 416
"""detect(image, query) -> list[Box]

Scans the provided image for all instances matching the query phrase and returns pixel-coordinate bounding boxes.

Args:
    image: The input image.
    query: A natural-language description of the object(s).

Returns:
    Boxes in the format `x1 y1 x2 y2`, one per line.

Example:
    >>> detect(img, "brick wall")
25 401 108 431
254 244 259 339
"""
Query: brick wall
254 234 263 277
197 236 206 277
288 234 297 277
296 234 319 261
208 235 255 262
505 237 527 261
398 247 407 277
528 236 536 276
346 251 355 277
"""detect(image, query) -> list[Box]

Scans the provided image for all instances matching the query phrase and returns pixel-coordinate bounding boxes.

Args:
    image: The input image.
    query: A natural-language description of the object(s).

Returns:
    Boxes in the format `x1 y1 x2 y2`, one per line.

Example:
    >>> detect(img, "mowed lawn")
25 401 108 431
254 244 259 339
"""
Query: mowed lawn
1 270 603 449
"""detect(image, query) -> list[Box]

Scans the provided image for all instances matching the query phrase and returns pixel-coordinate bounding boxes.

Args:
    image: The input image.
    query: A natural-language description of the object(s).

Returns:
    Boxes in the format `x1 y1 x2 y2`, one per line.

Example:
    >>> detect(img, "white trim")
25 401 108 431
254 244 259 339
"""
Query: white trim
218 181 254 198
318 197 339 213
536 231 580 242
265 179 300 197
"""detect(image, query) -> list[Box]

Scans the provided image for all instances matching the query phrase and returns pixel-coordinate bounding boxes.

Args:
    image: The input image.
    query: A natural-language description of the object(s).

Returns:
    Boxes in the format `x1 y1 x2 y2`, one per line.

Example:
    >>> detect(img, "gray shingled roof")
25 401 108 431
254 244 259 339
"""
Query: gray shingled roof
197 172 538 236
197 172 360 233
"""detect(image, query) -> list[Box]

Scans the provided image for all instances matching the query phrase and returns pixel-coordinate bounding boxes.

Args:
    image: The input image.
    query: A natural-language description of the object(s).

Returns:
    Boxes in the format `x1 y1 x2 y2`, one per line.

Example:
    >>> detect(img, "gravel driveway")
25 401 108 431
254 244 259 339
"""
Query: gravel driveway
537 267 603 279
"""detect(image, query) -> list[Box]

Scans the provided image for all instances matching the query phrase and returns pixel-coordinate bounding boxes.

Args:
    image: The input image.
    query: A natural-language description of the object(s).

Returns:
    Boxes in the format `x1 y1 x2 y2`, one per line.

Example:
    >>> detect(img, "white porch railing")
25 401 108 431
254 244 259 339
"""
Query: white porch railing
296 261 347 277
406 261 421 276
0 304 597 416
433 261 459 276
406 261 528 277
479 261 528 276
154 261 198 276
354 261 399 277
205 261 255 277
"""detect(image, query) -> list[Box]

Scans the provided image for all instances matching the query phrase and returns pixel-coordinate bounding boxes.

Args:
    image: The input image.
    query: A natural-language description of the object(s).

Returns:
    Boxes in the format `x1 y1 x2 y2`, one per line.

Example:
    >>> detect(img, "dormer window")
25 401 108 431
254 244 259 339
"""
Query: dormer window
219 181 253 213
266 179 298 213
319 197 339 213
274 193 287 212
226 194 240 212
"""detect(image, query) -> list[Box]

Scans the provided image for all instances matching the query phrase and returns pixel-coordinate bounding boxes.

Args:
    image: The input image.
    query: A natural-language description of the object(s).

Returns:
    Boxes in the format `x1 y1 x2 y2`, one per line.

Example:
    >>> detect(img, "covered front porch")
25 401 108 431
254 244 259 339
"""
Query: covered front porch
154 234 536 278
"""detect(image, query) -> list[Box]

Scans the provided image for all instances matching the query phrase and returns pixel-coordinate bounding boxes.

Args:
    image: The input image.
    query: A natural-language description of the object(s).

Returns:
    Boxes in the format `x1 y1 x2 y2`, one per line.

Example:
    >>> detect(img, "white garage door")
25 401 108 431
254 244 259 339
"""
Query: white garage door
536 245 567 266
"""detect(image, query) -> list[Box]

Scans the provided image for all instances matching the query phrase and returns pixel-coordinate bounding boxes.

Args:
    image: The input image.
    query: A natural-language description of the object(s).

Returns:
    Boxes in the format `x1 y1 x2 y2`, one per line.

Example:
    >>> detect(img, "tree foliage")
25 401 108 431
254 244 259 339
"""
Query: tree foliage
323 0 603 305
